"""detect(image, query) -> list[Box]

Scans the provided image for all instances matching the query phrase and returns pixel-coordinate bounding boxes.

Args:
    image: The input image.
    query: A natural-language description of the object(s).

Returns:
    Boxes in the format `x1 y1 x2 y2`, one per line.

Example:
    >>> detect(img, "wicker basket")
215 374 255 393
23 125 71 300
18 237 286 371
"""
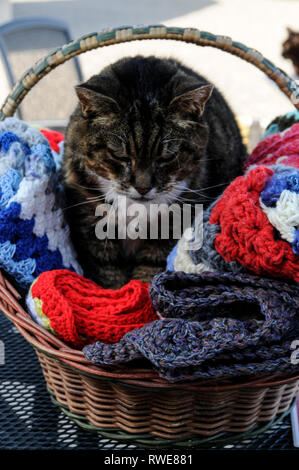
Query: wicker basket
1 25 299 448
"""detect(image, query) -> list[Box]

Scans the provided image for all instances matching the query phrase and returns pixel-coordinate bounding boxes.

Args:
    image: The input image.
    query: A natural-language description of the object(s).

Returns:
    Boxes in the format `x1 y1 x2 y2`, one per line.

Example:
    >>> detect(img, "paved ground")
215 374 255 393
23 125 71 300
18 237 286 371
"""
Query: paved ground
1 0 299 123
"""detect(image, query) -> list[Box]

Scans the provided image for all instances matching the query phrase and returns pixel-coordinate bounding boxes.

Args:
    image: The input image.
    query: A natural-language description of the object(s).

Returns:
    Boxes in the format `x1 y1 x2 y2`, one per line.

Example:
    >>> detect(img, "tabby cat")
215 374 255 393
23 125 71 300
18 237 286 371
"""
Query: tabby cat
62 56 246 288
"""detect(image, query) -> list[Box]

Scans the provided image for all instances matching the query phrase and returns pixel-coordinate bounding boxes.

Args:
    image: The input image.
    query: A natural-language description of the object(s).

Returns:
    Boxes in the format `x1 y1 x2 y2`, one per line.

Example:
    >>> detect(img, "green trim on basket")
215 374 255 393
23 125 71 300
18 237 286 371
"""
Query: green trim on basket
11 83 25 100
49 391 295 448
1 24 299 121
200 31 217 41
132 26 150 35
96 31 115 42
232 41 248 52
33 58 49 75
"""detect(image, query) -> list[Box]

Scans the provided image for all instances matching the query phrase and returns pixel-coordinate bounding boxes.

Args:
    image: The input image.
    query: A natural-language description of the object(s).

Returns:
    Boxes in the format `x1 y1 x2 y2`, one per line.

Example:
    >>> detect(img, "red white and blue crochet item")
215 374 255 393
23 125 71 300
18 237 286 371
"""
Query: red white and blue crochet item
167 120 299 282
0 118 81 288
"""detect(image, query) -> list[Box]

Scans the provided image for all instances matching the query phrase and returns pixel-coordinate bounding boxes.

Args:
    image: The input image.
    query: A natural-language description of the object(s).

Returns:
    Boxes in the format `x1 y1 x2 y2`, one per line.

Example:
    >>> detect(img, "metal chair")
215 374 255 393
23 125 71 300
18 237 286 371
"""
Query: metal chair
0 18 83 129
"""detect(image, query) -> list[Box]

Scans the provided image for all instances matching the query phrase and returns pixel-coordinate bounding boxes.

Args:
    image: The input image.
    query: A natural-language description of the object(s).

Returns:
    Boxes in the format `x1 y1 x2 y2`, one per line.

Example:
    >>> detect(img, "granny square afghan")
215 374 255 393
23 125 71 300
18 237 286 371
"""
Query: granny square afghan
0 118 82 288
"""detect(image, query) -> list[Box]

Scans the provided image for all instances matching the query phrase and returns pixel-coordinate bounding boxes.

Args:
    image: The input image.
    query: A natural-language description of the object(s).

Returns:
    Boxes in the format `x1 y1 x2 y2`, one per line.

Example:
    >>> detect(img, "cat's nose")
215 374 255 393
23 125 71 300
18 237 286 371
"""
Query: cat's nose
136 187 150 196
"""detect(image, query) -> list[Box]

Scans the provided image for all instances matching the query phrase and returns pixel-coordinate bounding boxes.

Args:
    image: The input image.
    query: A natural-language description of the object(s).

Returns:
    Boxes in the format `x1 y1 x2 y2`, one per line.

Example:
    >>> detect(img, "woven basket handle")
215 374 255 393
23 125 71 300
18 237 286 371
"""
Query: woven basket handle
1 24 299 119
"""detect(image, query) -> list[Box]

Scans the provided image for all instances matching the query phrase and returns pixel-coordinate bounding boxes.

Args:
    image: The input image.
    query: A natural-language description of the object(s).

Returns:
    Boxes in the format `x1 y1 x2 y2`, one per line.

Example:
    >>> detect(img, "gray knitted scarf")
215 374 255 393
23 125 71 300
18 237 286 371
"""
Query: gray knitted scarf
84 272 299 382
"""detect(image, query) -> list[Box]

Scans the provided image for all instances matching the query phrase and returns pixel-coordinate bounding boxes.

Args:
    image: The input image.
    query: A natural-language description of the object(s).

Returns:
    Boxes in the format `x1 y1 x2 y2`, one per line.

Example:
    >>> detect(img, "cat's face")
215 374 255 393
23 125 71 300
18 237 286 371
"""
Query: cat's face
68 58 213 206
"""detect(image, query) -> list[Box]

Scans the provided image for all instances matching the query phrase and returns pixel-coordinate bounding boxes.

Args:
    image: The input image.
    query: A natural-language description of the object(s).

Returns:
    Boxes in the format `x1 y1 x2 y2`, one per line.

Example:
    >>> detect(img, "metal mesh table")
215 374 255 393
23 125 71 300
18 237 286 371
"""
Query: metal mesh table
0 312 295 450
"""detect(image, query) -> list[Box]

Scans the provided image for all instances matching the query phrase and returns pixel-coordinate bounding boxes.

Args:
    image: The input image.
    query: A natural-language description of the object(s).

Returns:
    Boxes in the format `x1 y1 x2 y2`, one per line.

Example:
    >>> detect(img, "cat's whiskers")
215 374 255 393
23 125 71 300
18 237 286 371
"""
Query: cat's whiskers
147 179 189 205
160 132 171 142
70 182 103 192
175 181 229 200
173 195 211 203
104 187 118 204
197 181 230 192
62 196 106 211
182 182 229 193
180 190 213 200
86 195 106 201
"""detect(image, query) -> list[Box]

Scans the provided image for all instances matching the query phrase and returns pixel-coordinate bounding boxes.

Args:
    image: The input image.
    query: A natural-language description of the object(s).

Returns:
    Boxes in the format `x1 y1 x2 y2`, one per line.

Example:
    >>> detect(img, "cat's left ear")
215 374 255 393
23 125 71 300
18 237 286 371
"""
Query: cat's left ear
168 84 214 125
75 85 120 122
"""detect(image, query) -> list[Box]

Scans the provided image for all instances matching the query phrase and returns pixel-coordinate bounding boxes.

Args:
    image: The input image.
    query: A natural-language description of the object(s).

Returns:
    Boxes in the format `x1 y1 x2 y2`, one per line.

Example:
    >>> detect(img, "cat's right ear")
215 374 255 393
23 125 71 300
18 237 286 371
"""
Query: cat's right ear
168 85 214 127
75 85 119 122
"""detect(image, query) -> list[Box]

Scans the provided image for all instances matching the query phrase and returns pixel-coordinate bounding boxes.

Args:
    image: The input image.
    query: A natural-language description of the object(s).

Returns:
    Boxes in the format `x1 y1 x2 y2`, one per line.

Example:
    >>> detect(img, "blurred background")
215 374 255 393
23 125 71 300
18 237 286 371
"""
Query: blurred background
0 0 299 140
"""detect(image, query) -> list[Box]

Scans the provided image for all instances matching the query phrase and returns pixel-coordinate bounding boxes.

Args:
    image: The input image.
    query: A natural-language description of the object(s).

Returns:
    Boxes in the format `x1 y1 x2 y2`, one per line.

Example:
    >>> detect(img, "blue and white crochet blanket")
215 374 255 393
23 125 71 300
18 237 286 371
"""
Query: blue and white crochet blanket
0 118 82 289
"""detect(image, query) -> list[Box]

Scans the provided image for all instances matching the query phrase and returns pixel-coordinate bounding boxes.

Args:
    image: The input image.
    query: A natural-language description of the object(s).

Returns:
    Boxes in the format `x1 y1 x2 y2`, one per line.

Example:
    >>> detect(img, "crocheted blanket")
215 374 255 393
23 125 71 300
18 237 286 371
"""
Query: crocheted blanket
167 118 299 282
84 271 299 382
0 118 81 289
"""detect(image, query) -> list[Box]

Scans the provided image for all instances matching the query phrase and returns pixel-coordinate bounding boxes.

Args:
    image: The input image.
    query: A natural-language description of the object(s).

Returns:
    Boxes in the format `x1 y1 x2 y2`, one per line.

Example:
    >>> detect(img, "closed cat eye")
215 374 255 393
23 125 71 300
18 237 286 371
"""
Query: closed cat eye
108 149 131 164
156 154 177 165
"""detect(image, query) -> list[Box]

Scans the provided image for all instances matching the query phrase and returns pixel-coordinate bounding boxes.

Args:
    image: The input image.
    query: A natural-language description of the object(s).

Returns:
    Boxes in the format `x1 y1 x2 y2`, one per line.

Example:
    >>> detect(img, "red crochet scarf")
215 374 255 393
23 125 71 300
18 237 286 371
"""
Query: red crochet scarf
30 270 158 348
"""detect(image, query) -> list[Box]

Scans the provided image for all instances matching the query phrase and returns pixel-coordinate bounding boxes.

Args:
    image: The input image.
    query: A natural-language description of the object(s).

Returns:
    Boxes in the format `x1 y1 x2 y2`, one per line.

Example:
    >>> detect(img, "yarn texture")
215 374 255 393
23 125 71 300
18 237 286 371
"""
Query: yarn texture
209 165 299 281
0 118 81 288
167 201 245 275
40 129 64 153
244 121 299 171
26 269 158 348
169 119 299 282
84 271 299 382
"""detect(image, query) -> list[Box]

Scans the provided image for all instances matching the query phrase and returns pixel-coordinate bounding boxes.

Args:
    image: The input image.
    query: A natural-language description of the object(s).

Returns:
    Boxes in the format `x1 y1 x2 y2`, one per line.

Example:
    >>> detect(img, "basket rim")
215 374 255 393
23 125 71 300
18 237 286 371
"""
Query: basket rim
1 24 299 119
1 268 299 392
